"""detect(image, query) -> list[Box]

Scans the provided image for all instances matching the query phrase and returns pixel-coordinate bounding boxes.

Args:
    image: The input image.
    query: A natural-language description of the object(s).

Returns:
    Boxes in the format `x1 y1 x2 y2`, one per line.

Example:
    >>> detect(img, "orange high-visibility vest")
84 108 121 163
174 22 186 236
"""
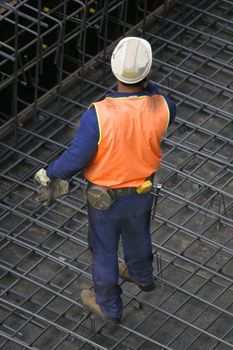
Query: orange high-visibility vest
84 95 170 188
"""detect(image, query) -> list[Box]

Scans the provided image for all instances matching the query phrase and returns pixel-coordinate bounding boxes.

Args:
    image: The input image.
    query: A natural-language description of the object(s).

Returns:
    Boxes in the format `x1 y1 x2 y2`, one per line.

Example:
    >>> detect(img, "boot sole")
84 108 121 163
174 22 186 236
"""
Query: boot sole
82 303 121 325
120 274 156 291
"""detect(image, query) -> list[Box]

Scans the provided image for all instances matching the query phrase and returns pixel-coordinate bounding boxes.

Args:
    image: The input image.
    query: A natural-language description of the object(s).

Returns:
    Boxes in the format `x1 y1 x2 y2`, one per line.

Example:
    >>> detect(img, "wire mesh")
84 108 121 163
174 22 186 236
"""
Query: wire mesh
1 0 233 349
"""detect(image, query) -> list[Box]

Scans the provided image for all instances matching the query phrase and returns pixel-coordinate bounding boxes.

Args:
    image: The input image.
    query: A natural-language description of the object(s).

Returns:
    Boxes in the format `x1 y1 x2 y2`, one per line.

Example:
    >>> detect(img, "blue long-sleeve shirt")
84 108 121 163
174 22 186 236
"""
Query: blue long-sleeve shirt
46 82 176 180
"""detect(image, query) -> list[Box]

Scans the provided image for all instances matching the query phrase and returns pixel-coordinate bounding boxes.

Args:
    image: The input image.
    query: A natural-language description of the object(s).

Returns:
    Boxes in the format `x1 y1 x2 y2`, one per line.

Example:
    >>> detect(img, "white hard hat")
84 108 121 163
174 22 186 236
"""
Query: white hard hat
111 37 152 84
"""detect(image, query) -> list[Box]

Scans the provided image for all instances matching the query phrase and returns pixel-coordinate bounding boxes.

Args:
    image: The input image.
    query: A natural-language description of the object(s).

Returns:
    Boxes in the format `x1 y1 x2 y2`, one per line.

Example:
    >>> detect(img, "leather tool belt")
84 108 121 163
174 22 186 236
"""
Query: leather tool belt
87 177 153 211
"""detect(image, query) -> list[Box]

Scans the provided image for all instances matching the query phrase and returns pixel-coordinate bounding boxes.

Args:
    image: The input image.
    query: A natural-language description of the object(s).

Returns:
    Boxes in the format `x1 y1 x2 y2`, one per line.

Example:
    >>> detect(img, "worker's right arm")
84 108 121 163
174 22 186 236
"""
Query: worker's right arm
145 81 176 125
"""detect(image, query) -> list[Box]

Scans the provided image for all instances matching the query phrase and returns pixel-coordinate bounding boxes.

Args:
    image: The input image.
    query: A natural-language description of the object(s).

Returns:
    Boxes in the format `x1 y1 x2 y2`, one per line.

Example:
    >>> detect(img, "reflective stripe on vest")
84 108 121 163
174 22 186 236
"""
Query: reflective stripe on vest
84 95 170 188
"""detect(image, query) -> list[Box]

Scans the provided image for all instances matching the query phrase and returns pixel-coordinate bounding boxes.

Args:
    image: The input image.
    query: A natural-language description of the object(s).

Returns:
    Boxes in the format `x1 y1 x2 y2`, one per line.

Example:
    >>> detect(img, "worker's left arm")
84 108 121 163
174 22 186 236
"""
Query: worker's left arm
46 108 99 180
34 108 99 205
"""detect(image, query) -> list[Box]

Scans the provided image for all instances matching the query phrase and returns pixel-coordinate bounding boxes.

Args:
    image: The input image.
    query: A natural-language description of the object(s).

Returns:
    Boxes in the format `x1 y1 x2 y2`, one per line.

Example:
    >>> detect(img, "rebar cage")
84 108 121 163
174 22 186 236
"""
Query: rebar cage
1 0 233 349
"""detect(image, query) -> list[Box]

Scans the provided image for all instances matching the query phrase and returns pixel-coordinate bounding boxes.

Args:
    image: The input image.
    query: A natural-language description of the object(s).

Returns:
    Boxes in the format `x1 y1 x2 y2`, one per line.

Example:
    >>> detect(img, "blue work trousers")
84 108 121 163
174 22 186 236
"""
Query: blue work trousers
87 191 154 319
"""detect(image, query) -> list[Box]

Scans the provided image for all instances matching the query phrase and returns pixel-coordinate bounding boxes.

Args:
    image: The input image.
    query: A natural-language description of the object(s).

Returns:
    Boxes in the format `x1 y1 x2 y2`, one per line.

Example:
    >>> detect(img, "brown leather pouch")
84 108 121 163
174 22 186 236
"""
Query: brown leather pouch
87 185 116 210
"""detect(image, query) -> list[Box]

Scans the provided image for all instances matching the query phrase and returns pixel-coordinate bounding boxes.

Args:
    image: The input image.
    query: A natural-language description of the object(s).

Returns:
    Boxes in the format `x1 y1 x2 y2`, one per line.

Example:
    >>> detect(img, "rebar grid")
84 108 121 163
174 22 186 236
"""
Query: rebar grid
1 0 233 349
0 0 129 129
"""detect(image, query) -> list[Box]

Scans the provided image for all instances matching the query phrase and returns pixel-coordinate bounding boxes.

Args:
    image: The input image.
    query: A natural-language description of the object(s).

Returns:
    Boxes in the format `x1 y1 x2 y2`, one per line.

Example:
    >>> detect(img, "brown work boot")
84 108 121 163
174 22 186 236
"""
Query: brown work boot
80 289 120 325
118 261 155 292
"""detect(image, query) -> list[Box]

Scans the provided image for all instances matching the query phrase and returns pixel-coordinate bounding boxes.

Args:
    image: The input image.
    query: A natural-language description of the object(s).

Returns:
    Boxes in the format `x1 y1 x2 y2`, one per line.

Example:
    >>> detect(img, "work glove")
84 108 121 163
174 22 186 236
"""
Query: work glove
34 168 69 206
35 179 69 206
34 168 51 187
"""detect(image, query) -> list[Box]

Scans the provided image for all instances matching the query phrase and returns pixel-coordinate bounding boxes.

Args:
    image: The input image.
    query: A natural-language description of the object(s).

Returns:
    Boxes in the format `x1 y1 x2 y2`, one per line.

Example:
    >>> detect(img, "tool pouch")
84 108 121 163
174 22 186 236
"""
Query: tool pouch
87 185 116 210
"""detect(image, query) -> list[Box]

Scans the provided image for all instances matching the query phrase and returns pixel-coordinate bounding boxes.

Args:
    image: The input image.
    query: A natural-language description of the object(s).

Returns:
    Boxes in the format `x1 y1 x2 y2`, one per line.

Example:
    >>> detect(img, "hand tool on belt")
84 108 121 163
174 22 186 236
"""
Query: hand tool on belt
151 183 162 220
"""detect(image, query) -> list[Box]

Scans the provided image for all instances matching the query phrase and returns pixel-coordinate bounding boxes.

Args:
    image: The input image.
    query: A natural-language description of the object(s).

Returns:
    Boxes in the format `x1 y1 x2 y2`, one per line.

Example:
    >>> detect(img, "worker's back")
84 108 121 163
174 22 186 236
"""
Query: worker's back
84 94 169 188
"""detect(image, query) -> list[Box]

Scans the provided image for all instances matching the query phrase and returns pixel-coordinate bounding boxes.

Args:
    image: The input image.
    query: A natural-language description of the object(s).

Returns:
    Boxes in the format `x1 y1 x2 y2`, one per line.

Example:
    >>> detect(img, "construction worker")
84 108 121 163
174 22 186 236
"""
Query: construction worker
34 36 176 324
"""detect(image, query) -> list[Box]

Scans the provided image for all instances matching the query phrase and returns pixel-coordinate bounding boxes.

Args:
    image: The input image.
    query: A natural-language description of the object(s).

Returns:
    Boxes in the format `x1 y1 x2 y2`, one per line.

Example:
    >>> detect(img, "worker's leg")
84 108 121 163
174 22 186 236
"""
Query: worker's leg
88 203 122 320
121 192 154 285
